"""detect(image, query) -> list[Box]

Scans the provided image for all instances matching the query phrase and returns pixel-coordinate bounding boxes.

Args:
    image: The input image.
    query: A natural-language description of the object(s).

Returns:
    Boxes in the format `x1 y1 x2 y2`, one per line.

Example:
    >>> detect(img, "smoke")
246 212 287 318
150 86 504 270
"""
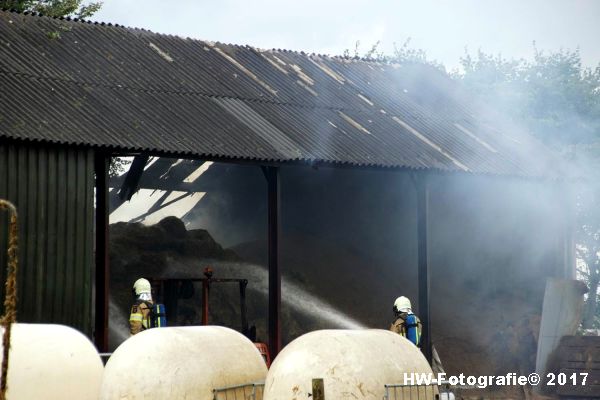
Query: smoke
215 261 366 329
109 297 129 345
158 257 369 332
106 56 596 376
183 163 266 248
452 48 600 330
107 258 365 352
108 150 571 378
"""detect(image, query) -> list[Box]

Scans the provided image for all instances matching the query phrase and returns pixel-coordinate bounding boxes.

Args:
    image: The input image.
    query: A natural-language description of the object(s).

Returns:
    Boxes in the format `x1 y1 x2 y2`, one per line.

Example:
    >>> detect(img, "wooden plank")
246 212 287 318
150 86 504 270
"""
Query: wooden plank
561 360 600 370
556 369 600 397
560 336 600 348
558 368 600 378
554 336 600 397
560 351 600 363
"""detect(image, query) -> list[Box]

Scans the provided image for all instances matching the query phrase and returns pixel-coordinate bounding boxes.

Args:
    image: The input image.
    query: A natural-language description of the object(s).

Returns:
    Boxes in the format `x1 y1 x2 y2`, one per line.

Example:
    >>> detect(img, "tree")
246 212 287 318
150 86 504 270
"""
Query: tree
457 46 600 146
110 157 130 178
0 0 102 19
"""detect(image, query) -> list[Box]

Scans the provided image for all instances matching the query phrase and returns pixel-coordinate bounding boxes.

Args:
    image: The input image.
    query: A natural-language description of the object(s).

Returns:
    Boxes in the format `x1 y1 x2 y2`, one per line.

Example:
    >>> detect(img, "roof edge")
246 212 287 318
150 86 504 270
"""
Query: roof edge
0 8 445 72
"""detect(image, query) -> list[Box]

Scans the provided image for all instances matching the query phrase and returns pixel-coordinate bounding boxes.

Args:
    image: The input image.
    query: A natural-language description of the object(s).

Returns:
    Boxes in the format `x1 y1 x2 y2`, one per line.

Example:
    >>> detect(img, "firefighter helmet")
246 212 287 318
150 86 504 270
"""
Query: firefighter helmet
393 296 412 314
133 278 151 295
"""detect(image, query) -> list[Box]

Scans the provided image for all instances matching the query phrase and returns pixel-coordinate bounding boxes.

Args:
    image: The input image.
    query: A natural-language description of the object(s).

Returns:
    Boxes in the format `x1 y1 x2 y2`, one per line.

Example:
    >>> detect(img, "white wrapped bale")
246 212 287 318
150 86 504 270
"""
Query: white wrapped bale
264 329 435 400
101 326 268 400
0 323 103 400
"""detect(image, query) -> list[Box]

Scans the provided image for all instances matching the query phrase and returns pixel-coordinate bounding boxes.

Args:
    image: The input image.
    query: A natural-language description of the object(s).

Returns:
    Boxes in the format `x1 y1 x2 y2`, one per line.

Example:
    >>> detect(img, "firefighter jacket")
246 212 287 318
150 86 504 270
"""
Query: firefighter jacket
129 300 153 335
390 313 422 346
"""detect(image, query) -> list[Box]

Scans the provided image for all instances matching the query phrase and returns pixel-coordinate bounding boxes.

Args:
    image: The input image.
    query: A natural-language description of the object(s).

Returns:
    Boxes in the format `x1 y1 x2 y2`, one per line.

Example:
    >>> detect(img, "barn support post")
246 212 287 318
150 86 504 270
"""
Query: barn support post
415 172 432 363
94 151 110 352
262 166 281 357
201 278 210 325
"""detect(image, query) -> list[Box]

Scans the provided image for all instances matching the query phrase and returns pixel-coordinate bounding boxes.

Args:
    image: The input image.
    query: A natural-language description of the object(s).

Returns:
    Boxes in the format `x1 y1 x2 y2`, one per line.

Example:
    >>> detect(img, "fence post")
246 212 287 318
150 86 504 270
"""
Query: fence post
312 378 325 400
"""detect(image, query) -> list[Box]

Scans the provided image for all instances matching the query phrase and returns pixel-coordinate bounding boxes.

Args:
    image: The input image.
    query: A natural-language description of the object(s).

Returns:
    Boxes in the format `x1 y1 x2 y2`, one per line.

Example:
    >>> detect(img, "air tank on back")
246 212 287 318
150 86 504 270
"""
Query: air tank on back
0 323 104 400
263 329 435 400
101 326 268 400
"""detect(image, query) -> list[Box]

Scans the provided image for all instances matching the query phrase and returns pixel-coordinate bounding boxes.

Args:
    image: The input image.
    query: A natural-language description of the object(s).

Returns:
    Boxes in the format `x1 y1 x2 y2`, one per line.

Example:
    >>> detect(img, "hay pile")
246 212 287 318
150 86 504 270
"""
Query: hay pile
108 216 239 348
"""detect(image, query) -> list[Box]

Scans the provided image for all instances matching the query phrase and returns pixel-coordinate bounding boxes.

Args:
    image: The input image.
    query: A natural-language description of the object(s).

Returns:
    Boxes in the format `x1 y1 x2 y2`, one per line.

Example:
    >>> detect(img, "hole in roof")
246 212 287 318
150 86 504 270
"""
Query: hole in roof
339 112 371 135
149 42 174 63
296 80 318 97
357 94 374 106
212 45 278 96
183 161 213 183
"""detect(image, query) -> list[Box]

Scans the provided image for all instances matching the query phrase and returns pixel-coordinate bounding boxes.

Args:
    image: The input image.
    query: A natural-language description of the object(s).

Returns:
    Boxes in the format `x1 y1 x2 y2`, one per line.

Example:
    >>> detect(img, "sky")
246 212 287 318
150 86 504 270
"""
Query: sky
92 0 600 71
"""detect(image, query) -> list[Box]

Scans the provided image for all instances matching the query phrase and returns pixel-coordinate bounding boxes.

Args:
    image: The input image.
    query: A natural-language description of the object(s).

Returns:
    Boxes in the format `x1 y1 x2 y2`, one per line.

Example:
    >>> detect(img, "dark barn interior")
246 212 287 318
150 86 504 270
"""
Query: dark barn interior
0 9 574 398
106 158 572 382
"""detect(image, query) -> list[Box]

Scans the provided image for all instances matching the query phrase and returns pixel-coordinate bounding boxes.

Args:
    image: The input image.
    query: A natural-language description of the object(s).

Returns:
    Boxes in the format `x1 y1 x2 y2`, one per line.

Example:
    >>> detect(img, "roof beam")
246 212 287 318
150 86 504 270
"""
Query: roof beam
110 159 207 193
118 155 150 201
413 171 432 363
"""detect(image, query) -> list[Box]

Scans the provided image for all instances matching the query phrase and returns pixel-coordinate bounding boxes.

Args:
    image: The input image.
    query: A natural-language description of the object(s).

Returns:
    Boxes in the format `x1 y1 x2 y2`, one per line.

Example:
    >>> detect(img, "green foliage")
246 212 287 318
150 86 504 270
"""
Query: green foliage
46 30 60 39
343 38 445 71
342 40 364 59
391 38 441 68
0 0 102 19
456 46 600 146
343 40 388 60
109 157 129 178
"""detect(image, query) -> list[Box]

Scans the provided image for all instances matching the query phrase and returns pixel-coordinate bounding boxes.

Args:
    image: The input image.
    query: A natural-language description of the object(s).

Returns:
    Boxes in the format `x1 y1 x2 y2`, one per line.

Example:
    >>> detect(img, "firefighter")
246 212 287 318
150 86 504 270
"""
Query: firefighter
129 278 154 335
390 296 422 347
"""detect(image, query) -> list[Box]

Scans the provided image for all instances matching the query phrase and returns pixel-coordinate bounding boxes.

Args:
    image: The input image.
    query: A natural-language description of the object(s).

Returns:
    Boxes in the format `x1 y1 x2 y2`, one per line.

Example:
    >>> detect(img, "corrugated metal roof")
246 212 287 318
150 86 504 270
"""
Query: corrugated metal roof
0 10 561 177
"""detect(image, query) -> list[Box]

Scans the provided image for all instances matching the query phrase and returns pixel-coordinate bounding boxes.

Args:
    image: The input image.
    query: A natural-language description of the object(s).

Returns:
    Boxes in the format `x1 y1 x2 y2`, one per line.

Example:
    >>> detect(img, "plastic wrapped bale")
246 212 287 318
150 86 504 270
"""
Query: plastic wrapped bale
263 329 436 400
101 326 268 400
0 323 104 400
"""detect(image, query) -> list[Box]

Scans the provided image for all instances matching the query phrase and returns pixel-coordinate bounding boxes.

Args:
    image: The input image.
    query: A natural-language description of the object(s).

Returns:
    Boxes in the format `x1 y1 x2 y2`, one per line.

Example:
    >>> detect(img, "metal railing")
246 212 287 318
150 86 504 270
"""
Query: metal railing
213 382 265 400
383 381 455 400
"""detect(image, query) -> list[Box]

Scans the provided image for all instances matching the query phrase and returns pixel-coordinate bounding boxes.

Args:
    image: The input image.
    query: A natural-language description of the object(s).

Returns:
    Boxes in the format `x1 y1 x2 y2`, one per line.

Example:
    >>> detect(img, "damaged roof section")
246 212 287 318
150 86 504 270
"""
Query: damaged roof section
0 10 562 177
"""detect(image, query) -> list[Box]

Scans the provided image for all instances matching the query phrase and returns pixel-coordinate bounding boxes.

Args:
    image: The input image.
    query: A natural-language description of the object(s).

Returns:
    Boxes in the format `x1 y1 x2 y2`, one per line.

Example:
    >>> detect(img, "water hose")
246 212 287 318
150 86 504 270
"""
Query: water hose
0 200 18 400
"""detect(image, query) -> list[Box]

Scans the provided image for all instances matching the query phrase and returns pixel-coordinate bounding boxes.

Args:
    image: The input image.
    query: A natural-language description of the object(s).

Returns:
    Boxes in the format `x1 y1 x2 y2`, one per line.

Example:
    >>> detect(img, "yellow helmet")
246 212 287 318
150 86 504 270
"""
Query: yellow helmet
393 296 412 313
133 278 151 295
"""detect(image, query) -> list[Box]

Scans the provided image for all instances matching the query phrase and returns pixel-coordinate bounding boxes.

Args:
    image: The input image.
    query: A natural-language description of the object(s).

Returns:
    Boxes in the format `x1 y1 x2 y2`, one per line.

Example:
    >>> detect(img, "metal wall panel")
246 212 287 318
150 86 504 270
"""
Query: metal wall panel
0 141 94 335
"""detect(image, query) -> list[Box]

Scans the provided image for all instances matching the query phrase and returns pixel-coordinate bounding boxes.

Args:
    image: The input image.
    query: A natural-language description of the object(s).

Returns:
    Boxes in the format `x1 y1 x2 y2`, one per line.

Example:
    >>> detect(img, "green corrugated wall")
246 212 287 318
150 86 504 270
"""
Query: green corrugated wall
0 141 94 336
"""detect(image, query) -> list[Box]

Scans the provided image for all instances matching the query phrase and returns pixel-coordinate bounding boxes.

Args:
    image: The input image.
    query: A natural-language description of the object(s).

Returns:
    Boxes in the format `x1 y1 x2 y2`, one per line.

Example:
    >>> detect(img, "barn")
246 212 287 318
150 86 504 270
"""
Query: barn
0 9 571 380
